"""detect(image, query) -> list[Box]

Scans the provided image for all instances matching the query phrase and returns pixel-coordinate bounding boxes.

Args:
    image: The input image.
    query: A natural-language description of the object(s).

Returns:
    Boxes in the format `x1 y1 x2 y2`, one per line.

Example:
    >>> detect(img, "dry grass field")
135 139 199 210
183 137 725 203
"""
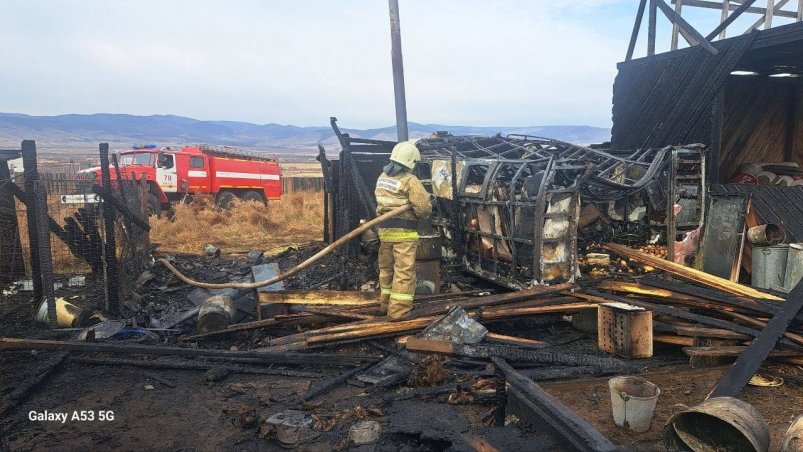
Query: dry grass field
149 191 324 254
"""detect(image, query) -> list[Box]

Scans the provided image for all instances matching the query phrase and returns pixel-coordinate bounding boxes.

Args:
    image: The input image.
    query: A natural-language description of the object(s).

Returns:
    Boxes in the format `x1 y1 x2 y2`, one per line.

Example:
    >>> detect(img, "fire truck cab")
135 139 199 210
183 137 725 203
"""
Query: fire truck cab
81 144 282 214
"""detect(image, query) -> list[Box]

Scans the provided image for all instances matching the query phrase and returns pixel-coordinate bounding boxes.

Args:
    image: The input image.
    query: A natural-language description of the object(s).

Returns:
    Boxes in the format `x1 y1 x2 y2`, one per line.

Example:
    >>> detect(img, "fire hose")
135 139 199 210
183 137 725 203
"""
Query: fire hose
155 204 413 289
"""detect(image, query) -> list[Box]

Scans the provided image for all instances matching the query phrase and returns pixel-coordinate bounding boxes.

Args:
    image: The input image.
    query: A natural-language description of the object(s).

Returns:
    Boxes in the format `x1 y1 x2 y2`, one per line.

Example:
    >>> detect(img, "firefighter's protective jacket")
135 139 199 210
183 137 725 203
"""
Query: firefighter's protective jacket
375 171 432 242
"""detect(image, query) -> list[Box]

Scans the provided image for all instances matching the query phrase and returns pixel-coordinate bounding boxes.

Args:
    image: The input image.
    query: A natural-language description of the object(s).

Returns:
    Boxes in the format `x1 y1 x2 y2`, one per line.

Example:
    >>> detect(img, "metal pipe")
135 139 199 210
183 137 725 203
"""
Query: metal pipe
388 0 409 141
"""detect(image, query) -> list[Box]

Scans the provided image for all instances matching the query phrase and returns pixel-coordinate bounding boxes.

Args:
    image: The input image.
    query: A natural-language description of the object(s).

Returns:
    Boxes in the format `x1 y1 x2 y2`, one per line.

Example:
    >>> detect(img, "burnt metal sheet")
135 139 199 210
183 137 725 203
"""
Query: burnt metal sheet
251 263 285 293
696 194 748 280
711 184 803 242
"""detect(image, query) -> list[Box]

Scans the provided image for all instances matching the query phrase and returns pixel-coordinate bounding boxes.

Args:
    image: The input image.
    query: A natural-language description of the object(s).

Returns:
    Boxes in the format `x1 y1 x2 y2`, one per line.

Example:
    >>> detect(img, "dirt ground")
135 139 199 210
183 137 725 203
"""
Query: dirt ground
542 365 803 450
4 250 803 451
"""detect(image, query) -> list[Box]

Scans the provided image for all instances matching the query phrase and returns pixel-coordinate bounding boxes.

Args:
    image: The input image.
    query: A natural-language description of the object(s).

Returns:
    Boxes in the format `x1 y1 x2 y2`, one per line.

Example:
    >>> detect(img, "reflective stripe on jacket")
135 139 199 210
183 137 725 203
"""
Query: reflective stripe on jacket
375 171 432 242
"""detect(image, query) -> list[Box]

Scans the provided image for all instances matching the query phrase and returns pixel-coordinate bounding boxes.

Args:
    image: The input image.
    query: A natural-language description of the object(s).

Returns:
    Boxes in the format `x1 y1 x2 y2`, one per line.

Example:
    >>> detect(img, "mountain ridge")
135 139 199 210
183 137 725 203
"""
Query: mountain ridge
0 112 611 152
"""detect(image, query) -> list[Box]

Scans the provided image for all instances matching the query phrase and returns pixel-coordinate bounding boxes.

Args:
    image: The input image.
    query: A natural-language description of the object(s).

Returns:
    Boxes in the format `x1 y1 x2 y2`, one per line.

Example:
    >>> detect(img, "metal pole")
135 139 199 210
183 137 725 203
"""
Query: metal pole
388 0 409 142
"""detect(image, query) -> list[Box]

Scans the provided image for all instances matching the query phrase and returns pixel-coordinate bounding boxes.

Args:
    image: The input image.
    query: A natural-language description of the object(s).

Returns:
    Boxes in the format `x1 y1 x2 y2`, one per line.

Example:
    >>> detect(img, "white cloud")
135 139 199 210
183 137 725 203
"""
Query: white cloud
0 0 636 127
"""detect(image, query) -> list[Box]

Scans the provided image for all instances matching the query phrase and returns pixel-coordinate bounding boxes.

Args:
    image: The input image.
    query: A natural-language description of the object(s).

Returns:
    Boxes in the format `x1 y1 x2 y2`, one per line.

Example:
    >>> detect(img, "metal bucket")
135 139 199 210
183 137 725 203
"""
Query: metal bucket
781 415 803 452
416 233 443 261
746 224 785 246
781 243 803 293
663 397 769 452
752 245 788 290
609 376 660 432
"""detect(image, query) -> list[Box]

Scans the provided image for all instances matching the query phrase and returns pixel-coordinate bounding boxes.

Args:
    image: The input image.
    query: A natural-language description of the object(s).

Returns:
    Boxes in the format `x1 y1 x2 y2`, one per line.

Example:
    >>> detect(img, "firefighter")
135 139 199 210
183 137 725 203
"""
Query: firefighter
375 141 432 320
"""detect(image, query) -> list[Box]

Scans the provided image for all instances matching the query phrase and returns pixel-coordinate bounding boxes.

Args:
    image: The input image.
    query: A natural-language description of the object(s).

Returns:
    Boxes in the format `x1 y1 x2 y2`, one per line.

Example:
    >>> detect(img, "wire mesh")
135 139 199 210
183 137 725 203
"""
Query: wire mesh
1 170 150 316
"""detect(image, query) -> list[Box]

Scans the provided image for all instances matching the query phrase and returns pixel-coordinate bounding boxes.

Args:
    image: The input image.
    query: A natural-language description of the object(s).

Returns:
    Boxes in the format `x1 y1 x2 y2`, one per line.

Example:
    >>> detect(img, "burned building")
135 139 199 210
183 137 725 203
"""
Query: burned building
323 1 803 290
616 0 803 241
323 118 705 289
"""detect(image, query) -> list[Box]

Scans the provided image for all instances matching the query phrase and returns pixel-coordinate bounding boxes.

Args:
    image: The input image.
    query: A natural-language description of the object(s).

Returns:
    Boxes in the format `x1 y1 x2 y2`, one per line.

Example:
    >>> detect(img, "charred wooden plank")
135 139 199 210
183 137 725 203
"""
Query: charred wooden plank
484 332 549 349
0 351 68 418
603 243 782 300
0 337 365 366
406 338 626 369
580 290 798 348
683 346 801 358
640 275 776 316
302 362 374 401
91 184 150 231
709 281 803 398
71 356 322 378
492 357 617 452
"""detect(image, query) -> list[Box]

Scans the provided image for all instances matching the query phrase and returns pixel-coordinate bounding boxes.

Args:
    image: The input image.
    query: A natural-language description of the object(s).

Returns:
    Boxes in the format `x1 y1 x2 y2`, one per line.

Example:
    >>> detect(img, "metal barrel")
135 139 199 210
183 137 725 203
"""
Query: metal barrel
416 233 442 261
663 397 769 452
197 295 237 333
781 415 803 452
746 224 785 246
751 245 789 290
782 244 803 293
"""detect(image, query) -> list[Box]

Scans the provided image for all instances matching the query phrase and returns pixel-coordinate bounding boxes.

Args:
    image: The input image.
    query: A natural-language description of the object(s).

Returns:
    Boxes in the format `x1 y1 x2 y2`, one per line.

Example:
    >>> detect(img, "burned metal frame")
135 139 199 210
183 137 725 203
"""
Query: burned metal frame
329 119 705 289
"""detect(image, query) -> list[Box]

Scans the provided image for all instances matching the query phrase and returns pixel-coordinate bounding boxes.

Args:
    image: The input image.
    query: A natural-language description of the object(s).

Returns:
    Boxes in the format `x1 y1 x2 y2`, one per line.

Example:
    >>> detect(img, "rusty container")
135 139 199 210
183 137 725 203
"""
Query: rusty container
415 233 442 295
197 295 237 333
781 415 803 452
663 397 769 452
416 233 443 261
747 224 785 246
598 302 653 359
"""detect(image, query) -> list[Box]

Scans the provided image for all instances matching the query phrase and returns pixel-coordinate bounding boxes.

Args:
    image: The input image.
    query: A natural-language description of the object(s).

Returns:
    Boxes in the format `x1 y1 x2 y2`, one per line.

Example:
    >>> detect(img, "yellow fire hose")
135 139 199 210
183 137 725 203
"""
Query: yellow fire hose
155 204 413 290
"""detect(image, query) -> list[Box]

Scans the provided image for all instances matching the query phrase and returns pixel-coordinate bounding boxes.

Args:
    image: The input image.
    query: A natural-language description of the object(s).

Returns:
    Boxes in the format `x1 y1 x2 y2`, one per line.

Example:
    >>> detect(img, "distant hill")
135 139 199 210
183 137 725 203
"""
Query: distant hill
0 113 611 152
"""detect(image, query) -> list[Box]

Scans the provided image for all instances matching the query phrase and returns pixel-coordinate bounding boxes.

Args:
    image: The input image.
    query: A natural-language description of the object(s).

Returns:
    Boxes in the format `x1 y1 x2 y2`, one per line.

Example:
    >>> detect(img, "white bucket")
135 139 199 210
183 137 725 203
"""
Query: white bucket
609 376 660 433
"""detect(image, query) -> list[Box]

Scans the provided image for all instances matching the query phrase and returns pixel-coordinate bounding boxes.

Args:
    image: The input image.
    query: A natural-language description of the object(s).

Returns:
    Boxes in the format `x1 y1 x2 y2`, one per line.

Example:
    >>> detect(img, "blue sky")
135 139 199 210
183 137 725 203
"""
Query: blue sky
0 1 797 128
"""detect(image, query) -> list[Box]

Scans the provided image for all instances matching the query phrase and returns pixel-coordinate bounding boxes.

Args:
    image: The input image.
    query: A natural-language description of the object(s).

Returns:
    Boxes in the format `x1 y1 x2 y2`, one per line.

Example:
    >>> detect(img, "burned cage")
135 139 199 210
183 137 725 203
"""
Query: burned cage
324 119 705 289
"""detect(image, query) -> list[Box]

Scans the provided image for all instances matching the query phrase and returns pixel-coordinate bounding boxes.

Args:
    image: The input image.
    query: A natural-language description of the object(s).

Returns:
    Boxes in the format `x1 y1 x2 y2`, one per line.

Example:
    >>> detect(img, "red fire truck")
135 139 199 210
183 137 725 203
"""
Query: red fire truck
80 144 282 214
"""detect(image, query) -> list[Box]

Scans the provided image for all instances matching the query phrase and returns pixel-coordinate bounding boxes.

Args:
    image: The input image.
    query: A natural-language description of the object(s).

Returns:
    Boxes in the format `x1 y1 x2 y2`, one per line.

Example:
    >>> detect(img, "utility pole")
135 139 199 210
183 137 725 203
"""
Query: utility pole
388 0 409 141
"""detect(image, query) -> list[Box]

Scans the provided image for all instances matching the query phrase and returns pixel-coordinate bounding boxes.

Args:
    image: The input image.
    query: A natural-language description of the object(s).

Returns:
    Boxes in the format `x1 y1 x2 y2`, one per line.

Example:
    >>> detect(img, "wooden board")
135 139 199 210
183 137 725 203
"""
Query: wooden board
603 242 783 300
258 290 378 306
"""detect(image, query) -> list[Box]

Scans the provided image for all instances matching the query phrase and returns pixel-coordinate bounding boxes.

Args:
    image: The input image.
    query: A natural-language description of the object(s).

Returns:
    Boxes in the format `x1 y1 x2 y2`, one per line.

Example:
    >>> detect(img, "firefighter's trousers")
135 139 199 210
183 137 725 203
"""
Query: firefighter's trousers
378 239 418 320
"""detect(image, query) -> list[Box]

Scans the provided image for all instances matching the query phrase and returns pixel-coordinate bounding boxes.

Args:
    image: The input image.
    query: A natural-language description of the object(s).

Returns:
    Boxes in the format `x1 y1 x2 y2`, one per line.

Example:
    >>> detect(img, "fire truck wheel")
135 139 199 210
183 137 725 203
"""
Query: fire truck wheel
240 190 266 205
147 193 162 216
216 191 238 209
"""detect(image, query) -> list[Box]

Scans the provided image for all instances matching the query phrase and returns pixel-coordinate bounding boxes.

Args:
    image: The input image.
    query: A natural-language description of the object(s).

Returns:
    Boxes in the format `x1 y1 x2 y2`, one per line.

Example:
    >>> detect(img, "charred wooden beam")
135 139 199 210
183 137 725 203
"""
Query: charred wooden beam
603 243 782 300
0 337 366 366
709 280 803 398
579 290 798 348
0 351 68 418
705 0 759 40
406 339 626 369
91 184 150 232
72 356 323 378
627 0 649 61
492 357 617 452
652 0 719 54
302 362 374 401
683 346 802 358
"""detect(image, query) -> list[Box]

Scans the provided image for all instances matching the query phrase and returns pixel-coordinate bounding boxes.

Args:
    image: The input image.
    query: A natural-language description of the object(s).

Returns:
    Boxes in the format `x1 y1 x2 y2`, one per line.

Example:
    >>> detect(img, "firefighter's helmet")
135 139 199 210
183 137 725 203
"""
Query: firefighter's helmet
389 141 421 170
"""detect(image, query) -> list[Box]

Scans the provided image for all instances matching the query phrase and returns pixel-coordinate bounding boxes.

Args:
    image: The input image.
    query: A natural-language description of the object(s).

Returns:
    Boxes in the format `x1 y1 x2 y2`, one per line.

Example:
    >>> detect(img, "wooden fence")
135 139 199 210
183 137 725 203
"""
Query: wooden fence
282 176 324 193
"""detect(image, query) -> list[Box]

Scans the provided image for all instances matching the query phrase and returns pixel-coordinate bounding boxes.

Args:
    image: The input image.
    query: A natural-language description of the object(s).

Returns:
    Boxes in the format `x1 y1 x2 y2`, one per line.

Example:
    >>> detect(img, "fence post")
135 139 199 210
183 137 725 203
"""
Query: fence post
21 140 44 302
99 143 120 316
35 186 57 327
0 155 25 282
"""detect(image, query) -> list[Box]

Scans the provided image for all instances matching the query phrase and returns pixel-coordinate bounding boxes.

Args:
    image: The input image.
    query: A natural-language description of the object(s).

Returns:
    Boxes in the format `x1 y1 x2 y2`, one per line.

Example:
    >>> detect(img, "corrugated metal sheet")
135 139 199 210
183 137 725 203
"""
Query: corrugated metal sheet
711 184 803 242
611 33 756 150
